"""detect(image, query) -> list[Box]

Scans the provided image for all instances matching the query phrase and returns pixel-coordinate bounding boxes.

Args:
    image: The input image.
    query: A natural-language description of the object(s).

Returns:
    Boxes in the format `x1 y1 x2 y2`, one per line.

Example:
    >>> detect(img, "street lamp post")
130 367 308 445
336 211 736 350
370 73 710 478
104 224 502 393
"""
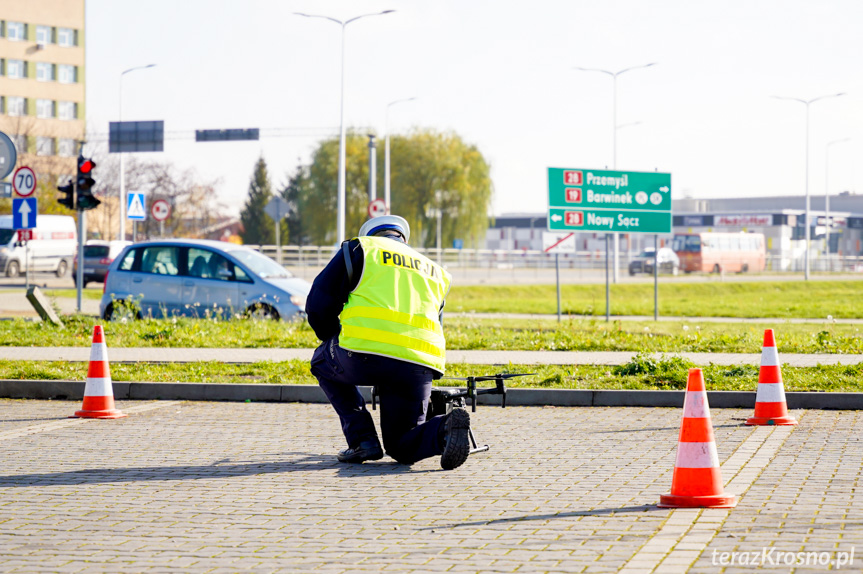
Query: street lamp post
367 134 376 202
772 93 845 280
295 10 395 244
825 138 851 260
573 63 656 282
118 64 156 242
385 97 416 214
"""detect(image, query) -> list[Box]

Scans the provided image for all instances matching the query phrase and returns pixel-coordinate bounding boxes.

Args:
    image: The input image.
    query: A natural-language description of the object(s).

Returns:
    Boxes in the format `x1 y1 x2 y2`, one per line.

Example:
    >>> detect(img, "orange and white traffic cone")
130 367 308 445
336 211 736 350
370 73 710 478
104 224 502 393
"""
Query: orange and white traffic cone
659 368 736 508
746 329 797 426
73 325 127 419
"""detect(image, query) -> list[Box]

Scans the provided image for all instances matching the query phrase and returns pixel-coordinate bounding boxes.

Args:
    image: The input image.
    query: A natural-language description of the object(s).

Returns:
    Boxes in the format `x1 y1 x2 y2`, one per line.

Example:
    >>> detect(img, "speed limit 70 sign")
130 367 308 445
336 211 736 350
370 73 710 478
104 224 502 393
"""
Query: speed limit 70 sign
12 166 36 197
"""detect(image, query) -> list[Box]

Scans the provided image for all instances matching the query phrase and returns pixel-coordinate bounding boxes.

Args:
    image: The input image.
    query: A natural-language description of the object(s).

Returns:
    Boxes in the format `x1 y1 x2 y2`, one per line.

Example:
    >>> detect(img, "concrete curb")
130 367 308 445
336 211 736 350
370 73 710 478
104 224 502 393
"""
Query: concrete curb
1 380 862 410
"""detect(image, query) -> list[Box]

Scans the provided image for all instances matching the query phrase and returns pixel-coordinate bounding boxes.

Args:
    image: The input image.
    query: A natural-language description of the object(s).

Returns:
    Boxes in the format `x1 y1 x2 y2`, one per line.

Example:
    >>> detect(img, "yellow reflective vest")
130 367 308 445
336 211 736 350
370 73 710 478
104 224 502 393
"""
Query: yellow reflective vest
338 236 452 374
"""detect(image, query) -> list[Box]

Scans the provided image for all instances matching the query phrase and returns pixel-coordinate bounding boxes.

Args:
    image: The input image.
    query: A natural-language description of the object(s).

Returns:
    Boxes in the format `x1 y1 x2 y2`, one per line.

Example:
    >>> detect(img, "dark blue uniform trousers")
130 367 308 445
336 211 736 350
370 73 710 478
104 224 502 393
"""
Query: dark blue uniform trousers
311 335 446 464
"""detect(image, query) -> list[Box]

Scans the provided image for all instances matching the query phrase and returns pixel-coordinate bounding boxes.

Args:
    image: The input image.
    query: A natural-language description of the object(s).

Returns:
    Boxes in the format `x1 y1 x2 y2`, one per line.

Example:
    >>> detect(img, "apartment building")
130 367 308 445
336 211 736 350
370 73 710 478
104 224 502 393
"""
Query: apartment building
0 0 85 176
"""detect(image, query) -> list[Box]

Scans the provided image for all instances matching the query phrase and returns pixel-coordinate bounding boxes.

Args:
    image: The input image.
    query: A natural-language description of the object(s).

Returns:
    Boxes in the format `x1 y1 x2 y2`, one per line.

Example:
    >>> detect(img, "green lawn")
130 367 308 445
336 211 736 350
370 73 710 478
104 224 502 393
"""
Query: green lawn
4 279 862 392
44 279 863 318
0 314 858 354
447 280 863 318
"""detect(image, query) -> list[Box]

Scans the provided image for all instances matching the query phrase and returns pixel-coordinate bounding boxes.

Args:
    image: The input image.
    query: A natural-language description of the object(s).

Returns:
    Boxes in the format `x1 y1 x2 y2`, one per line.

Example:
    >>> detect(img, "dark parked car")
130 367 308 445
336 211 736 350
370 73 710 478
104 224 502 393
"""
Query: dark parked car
73 240 132 286
628 247 680 276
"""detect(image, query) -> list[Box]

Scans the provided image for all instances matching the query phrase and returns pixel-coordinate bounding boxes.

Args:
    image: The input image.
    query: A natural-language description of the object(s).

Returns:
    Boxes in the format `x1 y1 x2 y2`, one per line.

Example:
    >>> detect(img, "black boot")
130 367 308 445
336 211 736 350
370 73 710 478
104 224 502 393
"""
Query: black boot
337 439 384 463
440 408 470 470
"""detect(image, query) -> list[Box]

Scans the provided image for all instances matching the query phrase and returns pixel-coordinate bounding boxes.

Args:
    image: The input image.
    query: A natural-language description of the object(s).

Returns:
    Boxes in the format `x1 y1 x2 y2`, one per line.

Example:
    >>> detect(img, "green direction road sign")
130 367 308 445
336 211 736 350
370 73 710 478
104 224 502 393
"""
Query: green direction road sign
547 167 672 234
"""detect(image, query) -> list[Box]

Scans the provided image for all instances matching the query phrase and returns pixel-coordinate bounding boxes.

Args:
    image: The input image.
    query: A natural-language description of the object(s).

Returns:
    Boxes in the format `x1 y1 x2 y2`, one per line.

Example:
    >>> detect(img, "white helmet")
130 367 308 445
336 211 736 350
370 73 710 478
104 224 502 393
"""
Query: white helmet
359 215 410 243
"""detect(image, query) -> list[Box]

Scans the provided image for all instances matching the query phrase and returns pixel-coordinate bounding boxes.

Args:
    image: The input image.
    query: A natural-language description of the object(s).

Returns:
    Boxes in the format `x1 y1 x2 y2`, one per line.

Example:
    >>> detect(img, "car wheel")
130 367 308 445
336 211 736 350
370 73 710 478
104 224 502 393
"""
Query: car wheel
6 260 20 278
246 303 280 321
713 264 721 274
105 301 140 322
741 263 749 273
55 260 68 278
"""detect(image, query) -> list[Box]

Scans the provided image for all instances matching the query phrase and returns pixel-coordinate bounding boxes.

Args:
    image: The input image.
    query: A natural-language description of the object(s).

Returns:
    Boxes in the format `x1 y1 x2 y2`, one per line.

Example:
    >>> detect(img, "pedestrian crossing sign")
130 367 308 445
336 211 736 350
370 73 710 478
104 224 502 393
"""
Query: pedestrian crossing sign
127 192 147 220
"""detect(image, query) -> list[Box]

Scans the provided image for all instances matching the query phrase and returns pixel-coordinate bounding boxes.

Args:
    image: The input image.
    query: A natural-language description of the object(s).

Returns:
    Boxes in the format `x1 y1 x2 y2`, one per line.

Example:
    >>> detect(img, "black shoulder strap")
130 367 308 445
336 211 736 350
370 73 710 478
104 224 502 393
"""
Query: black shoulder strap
342 240 353 284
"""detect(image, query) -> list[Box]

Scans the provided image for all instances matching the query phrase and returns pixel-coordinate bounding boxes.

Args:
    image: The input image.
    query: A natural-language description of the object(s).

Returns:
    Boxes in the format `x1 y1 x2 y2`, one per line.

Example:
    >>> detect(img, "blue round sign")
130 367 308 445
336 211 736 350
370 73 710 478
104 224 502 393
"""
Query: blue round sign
0 131 18 180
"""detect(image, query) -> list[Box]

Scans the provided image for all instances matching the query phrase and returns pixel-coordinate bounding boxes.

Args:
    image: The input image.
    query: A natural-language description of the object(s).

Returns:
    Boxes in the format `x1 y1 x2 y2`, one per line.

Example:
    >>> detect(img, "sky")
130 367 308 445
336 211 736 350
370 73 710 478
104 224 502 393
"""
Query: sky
85 0 863 218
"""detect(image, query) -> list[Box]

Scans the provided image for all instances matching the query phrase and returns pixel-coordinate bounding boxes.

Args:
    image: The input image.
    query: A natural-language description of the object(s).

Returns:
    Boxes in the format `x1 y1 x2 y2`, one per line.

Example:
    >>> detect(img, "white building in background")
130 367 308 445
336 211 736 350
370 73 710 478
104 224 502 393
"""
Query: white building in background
486 193 863 270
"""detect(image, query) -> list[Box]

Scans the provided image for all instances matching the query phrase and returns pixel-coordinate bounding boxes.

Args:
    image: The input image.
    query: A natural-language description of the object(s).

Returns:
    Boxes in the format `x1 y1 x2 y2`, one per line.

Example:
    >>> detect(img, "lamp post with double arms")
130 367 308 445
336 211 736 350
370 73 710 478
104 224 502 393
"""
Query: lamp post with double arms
294 10 395 244
118 64 156 242
573 63 656 282
772 93 845 280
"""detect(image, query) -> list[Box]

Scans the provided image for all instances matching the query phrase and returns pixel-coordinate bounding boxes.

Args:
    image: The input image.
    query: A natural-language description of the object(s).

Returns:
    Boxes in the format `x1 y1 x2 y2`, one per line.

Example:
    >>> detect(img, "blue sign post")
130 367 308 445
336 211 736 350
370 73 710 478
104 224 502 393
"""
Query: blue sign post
12 197 37 229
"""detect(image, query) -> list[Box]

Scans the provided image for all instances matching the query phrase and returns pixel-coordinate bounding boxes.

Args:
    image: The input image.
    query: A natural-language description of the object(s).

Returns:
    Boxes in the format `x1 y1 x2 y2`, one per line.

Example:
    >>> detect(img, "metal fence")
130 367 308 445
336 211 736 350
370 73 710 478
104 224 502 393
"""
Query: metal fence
245 244 863 277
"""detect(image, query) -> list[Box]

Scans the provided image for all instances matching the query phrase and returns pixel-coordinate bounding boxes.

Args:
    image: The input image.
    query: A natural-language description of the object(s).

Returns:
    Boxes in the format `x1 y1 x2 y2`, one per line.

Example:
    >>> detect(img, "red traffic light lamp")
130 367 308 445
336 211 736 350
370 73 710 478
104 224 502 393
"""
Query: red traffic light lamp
76 156 100 211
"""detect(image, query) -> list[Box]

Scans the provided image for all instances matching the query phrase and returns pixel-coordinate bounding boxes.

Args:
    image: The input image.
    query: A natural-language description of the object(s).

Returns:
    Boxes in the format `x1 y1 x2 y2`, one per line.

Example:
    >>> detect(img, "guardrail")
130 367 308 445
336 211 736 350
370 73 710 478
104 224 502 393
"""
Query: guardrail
241 244 863 276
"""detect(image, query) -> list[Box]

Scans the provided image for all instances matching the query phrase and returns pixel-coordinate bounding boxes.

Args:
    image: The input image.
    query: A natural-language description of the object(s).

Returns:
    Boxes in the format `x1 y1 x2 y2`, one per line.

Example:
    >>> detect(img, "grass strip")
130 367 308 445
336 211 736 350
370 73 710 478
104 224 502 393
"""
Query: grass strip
2 357 861 392
41 279 863 318
447 279 863 318
2 315 860 354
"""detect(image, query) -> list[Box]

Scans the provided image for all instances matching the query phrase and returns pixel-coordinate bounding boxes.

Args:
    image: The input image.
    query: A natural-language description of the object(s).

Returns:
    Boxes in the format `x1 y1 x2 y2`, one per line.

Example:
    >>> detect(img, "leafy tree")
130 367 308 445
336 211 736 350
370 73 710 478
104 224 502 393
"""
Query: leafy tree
280 165 307 246
239 157 275 245
389 130 493 248
290 129 492 247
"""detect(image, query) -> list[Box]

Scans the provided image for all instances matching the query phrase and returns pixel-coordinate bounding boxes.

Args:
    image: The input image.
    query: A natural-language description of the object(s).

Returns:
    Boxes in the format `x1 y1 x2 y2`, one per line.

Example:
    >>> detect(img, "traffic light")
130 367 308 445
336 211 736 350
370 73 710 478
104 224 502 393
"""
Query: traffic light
57 179 75 210
76 156 101 211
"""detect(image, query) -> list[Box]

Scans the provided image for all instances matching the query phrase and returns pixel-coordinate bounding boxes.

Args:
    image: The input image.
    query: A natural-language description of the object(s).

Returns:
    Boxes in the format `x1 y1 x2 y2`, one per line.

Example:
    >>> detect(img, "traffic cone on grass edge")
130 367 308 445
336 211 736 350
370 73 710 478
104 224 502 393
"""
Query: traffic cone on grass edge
746 329 797 426
659 368 736 508
73 325 126 419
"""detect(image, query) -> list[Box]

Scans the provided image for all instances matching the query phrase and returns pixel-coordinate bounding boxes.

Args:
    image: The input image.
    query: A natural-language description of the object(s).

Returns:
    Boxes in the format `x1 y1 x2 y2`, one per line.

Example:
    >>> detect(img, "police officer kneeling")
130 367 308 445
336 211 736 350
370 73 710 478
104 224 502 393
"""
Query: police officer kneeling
307 215 471 470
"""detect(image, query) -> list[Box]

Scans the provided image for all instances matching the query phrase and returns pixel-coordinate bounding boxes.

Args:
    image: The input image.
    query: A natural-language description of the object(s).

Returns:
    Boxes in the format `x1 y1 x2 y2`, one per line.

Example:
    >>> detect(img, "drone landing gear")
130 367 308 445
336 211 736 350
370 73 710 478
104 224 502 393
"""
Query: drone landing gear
371 386 490 454
370 373 532 456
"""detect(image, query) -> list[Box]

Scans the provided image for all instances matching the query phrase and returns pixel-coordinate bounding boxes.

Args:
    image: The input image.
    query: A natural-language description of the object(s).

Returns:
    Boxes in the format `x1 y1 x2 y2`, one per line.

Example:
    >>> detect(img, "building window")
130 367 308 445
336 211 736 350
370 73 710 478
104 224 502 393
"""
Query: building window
7 96 26 117
58 101 77 120
58 64 76 84
36 62 54 82
6 59 26 79
36 137 55 156
36 99 55 119
58 138 76 157
57 28 76 47
6 22 26 42
14 135 28 153
36 25 53 46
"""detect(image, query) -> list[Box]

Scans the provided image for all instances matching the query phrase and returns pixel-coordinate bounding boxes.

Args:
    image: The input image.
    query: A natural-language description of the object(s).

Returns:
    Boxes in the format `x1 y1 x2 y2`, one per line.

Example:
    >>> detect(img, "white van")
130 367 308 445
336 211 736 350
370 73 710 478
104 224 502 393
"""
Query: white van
0 214 77 278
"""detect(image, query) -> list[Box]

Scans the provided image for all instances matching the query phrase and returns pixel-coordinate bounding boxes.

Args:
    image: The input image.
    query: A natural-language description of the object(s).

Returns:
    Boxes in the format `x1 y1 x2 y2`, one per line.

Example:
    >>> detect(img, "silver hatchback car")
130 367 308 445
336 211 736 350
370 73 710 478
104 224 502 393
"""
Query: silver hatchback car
99 239 310 321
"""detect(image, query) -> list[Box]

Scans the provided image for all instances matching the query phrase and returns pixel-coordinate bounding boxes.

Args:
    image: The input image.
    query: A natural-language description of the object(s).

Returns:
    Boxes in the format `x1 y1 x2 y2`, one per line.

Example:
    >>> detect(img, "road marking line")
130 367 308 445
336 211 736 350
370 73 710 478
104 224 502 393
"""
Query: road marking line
619 416 799 574
0 401 181 441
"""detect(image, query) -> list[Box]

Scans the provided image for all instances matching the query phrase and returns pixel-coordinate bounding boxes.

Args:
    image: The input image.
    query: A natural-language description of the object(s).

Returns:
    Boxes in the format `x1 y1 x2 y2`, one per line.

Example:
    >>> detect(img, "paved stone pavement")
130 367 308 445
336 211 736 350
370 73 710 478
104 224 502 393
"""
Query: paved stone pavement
1 399 860 572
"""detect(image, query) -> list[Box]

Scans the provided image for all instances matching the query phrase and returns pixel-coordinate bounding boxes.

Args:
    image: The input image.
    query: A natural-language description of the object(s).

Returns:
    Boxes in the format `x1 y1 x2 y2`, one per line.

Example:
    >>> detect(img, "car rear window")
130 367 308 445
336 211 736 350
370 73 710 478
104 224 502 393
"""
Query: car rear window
118 249 136 271
84 246 110 258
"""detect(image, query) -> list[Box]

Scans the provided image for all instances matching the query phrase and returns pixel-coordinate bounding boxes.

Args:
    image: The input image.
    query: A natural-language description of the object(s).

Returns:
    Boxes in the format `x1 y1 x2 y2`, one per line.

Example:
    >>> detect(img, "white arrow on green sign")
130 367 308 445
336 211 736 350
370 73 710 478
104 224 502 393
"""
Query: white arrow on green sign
547 167 672 234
